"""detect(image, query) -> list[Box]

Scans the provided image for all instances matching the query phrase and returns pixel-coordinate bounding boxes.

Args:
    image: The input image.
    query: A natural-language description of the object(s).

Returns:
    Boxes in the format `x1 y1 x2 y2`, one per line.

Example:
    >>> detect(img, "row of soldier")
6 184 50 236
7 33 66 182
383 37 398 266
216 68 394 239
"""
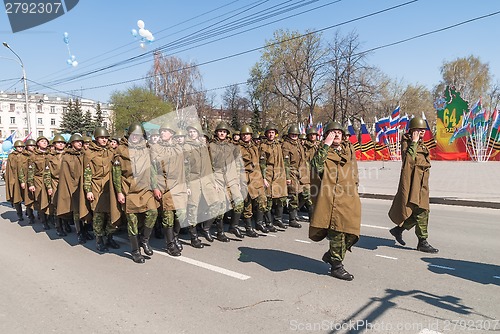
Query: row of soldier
5 121 325 264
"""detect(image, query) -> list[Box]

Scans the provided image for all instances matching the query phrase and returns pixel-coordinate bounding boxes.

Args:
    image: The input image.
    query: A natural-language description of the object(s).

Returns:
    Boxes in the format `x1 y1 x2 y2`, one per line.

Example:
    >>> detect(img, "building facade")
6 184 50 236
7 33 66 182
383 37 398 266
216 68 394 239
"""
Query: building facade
0 92 113 139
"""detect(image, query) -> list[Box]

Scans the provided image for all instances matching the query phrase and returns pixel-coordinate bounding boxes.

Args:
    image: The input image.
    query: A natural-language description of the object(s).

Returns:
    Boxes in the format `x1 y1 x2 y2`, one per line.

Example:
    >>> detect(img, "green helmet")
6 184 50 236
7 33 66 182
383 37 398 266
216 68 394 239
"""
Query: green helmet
252 132 261 139
14 140 25 147
127 122 145 136
174 129 187 137
240 124 253 134
25 139 36 146
233 130 240 136
409 116 427 130
306 127 318 135
69 133 84 143
264 123 278 134
149 129 159 136
287 125 300 135
159 123 176 134
93 127 110 138
299 134 307 140
36 136 49 144
186 124 201 133
83 136 92 143
324 121 345 135
215 121 231 134
52 134 66 143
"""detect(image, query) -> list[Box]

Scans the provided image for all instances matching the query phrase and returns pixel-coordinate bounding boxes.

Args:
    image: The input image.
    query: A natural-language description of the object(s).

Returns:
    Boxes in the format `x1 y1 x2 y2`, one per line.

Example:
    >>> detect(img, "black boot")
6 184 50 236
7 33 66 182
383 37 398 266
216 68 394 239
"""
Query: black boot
41 213 50 230
55 218 67 237
27 208 35 224
165 227 181 256
228 211 243 238
417 239 439 253
288 208 302 228
154 217 164 239
77 232 86 244
96 236 109 252
200 220 214 242
140 227 154 256
330 260 354 281
14 203 24 221
215 217 229 242
254 211 269 233
244 218 258 238
82 223 94 240
389 226 406 246
307 204 314 223
106 234 120 249
173 221 183 251
63 219 72 233
274 204 287 229
130 235 145 264
189 225 204 248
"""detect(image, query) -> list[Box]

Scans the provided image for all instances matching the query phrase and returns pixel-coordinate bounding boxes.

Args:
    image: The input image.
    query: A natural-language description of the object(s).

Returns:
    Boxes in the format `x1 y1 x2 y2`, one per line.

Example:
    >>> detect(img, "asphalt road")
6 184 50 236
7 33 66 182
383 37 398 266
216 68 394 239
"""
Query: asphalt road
0 196 498 334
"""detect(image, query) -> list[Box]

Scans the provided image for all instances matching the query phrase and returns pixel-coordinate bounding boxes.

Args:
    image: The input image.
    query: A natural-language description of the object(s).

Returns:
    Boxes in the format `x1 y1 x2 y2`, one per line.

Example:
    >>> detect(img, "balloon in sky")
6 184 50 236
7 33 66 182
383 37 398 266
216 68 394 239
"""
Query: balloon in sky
2 141 12 153
63 32 78 67
131 19 154 48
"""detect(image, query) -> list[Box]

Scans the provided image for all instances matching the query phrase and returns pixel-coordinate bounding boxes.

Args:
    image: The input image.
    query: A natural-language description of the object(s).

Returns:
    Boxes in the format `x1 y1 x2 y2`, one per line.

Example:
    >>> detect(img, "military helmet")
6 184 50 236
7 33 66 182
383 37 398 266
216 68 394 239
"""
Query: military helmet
127 122 145 136
233 130 240 136
264 123 279 134
83 136 92 143
69 133 84 143
174 129 187 137
240 124 253 134
14 140 25 147
149 129 159 136
186 124 202 133
409 116 427 130
287 124 300 135
36 135 49 144
252 132 261 139
159 123 176 134
306 127 318 135
52 134 66 143
215 121 231 134
299 134 307 140
25 139 36 146
93 126 110 138
324 121 345 135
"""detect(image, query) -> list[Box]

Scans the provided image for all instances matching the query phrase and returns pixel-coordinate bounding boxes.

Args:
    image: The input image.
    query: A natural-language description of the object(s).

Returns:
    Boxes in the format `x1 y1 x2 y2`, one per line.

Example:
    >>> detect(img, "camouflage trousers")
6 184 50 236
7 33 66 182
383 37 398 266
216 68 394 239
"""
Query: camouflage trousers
265 196 286 213
160 209 186 228
187 203 219 226
327 229 359 262
243 194 267 219
93 212 118 237
216 197 244 220
126 209 158 237
288 191 311 210
402 207 429 239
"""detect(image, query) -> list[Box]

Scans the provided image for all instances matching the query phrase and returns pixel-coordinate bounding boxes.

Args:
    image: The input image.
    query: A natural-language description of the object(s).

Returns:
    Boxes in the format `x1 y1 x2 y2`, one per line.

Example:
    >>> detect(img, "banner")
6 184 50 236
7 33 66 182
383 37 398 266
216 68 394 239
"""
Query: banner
434 86 468 160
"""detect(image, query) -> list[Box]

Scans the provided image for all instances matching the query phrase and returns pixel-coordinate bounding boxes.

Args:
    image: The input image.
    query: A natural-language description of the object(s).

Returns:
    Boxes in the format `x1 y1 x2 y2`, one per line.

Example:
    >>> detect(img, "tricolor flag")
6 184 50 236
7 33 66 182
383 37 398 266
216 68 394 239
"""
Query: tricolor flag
399 114 409 131
391 106 401 119
377 117 390 130
307 113 313 127
5 130 16 143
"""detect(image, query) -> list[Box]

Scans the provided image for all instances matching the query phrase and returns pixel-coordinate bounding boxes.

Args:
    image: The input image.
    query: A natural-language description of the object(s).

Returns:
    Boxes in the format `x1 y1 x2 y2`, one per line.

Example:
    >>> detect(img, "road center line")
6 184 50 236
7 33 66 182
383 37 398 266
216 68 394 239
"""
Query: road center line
294 239 311 244
375 254 398 260
428 264 455 271
418 329 443 334
361 224 390 230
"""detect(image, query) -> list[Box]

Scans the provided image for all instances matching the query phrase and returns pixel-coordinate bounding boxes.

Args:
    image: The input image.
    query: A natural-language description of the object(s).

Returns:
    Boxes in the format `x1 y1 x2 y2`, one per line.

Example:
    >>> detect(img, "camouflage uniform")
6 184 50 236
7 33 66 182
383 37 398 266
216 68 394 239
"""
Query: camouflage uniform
27 146 51 229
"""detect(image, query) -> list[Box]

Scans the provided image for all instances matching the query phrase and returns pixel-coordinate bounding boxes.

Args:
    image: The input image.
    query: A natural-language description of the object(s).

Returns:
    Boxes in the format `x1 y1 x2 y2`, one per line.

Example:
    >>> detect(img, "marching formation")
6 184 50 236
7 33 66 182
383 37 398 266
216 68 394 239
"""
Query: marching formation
4 117 438 281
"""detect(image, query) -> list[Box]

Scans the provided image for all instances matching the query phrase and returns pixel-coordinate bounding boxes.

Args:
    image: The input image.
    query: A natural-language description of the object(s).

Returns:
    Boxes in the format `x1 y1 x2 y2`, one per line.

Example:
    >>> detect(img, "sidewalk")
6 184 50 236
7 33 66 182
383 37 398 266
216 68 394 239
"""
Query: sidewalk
357 161 500 209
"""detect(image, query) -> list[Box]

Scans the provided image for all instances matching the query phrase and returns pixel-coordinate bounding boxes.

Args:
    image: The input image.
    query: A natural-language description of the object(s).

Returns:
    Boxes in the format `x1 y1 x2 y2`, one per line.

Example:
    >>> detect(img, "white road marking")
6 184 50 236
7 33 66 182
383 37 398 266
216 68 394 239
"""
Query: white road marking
294 239 311 244
154 250 251 280
375 254 398 260
265 234 277 237
418 329 443 334
115 236 250 280
361 224 390 230
428 264 455 271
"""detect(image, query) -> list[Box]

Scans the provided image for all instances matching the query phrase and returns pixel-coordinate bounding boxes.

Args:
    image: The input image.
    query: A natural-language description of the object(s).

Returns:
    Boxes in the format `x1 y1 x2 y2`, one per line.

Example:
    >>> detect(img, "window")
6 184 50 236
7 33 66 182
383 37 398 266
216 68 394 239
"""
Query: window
50 106 56 113
38 131 43 137
63 107 67 113
10 117 15 124
9 104 15 112
38 118 43 125
37 104 43 112
103 122 108 128
51 131 55 137
50 118 56 126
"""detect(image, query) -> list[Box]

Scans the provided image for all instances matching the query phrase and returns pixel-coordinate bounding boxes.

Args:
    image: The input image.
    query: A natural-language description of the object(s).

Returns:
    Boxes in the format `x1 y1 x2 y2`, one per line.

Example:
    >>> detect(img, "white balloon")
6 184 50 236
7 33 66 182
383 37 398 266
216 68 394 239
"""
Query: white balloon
138 28 148 38
72 61 78 67
145 31 153 40
146 34 154 42
131 29 137 37
139 42 146 49
137 20 145 29
71 55 76 61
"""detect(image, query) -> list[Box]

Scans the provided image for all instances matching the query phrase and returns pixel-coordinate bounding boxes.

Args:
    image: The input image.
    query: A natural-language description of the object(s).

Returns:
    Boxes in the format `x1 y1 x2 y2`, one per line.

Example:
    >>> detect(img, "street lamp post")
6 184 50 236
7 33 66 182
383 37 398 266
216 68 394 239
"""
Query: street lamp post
2 42 34 138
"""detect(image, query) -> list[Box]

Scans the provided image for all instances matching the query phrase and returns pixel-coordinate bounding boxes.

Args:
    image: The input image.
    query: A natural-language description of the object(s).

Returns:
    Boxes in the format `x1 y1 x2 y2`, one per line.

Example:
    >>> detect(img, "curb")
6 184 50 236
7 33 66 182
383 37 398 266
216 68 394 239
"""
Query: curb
359 193 500 209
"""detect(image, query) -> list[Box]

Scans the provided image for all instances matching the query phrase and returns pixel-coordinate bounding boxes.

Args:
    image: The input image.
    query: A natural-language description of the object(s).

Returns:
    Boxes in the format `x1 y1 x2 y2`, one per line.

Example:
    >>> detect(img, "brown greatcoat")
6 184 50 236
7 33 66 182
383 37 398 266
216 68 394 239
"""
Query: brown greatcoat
388 133 431 225
259 138 287 198
282 136 309 194
20 150 34 207
81 141 121 225
46 149 65 208
5 150 24 204
209 137 246 204
239 140 265 200
303 140 321 162
151 141 188 211
113 137 158 214
27 148 51 213
309 140 361 242
56 146 83 218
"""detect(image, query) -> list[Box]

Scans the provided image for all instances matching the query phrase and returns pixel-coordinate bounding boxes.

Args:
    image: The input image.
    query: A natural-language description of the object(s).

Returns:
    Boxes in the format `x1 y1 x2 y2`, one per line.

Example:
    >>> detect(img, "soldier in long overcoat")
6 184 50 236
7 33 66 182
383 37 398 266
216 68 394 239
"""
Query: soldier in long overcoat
19 139 36 223
5 140 26 221
259 123 288 230
309 122 361 281
388 116 438 253
27 136 51 230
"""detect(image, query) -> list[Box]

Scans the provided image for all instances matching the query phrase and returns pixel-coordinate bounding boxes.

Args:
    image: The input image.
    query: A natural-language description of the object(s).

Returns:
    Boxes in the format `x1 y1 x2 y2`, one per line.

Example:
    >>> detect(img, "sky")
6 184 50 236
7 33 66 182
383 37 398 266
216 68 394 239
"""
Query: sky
1 0 499 107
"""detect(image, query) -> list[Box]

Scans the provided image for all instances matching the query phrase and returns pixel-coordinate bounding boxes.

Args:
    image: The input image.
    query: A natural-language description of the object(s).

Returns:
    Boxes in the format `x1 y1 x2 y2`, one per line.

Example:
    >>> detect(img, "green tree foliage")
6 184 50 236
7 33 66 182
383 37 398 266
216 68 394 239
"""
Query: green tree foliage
82 109 94 135
94 102 104 127
59 99 84 134
110 86 172 136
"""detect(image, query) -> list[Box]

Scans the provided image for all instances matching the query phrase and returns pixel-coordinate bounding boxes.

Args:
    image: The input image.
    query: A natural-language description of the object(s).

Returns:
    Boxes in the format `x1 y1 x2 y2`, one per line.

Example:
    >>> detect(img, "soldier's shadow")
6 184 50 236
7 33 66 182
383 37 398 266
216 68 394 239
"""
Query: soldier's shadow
238 246 327 275
354 234 414 251
421 257 500 286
